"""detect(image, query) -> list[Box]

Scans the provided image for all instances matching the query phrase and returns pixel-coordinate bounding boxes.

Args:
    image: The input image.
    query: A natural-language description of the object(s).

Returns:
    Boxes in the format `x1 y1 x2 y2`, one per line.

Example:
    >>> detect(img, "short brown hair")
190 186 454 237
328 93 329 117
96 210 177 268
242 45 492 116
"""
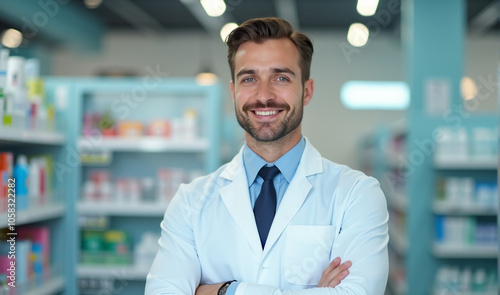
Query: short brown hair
226 17 314 83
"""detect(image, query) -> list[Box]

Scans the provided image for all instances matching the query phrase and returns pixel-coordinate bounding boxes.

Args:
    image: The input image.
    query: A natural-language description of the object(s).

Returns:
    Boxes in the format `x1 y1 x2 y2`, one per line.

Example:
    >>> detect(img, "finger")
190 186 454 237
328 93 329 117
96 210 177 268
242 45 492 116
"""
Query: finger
327 269 350 288
325 257 341 273
323 260 352 287
317 258 341 287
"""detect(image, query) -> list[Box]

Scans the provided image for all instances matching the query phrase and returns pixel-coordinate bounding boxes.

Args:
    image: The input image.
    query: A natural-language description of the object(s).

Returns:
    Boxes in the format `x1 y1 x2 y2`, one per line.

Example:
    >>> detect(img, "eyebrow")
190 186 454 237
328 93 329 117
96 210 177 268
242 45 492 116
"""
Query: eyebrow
236 67 296 79
272 67 296 77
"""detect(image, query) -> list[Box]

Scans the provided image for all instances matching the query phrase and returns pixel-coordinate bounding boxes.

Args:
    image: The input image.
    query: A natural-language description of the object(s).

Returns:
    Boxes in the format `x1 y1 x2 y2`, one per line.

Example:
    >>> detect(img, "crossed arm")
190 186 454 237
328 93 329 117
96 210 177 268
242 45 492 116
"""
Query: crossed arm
196 257 353 295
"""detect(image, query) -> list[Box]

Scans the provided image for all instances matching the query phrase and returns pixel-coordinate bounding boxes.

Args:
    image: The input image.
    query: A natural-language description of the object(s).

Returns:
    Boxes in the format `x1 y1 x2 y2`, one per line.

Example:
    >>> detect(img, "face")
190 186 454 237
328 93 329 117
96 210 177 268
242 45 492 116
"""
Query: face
230 38 314 143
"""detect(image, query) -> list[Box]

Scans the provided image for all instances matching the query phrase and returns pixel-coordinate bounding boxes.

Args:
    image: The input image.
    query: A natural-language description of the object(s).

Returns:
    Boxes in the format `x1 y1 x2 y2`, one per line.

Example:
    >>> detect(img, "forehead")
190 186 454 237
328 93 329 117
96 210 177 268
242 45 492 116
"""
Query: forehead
234 38 300 68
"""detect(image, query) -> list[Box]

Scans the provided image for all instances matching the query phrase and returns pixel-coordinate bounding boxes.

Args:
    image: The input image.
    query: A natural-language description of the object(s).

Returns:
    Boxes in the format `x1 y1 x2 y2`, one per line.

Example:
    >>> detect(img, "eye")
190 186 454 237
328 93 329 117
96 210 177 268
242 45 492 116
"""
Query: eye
276 76 289 82
242 77 255 83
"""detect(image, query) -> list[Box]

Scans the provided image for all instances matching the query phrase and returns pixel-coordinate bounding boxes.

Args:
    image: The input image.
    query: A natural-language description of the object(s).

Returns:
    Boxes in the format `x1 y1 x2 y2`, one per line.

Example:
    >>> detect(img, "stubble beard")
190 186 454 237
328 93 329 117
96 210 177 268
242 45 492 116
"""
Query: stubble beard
235 96 304 143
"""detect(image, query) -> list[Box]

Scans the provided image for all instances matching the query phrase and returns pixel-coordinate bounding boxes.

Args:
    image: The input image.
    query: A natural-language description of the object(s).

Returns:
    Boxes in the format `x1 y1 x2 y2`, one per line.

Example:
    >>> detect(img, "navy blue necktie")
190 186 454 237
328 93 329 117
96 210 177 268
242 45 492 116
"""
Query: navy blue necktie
254 165 280 249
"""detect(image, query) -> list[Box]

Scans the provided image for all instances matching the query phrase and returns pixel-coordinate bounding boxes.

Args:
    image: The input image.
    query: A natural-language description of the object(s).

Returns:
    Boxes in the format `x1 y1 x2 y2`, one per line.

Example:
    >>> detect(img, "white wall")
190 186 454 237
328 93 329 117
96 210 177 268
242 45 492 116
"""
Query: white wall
51 31 498 168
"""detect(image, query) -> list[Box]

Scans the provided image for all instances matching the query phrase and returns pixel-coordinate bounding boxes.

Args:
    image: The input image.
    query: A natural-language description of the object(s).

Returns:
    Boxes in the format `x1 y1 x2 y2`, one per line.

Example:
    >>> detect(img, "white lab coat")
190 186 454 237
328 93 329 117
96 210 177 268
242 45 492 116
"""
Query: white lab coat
146 139 389 295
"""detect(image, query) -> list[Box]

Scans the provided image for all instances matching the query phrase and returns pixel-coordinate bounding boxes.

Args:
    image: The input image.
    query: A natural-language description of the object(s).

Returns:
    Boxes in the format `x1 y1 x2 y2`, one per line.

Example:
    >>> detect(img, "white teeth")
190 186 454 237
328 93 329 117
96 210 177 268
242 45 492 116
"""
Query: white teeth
255 110 278 116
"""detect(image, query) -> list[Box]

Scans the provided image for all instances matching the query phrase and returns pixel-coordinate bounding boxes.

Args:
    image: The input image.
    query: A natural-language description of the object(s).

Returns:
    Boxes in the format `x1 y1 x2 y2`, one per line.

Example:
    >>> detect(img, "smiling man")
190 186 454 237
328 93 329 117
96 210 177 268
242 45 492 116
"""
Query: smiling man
146 17 389 295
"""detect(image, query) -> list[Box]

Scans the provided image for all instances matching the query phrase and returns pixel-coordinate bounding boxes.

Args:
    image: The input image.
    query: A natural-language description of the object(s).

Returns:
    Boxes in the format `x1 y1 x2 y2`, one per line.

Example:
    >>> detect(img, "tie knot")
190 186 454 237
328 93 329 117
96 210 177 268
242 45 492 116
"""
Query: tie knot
258 165 280 181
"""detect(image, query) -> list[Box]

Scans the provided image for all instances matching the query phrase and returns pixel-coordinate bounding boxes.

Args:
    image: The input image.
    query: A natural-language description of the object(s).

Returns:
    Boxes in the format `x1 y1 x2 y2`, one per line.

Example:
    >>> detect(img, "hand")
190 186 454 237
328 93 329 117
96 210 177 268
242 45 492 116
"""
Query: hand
195 282 224 295
317 257 352 288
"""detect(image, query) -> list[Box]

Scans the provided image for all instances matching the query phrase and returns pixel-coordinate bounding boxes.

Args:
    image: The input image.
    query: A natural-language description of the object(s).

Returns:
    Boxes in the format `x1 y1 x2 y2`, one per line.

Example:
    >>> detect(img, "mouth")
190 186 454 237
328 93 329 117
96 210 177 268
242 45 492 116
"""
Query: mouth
251 109 283 119
253 110 280 116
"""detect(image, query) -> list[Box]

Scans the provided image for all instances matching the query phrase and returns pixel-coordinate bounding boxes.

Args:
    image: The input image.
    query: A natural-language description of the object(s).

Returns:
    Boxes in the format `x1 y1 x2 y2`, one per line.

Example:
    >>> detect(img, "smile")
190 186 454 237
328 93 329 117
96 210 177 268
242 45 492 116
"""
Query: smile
254 110 279 116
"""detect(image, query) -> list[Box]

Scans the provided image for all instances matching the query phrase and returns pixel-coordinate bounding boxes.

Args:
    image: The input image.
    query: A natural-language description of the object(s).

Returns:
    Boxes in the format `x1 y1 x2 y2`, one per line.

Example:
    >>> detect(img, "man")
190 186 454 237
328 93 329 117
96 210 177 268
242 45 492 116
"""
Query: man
146 17 389 295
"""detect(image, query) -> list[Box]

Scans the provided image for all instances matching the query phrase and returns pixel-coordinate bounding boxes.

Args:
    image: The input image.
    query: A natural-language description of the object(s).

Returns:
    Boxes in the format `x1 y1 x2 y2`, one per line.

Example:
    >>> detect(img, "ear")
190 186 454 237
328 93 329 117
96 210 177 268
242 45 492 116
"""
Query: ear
230 80 235 102
303 79 314 106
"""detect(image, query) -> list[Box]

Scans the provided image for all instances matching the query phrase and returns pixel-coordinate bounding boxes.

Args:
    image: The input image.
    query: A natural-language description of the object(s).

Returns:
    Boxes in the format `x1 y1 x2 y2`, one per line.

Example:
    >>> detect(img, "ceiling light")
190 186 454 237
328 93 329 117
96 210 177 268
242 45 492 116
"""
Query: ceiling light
461 76 478 100
84 0 103 9
200 0 226 17
1 29 23 49
347 23 369 47
220 22 238 42
340 81 410 110
357 0 379 16
196 72 218 86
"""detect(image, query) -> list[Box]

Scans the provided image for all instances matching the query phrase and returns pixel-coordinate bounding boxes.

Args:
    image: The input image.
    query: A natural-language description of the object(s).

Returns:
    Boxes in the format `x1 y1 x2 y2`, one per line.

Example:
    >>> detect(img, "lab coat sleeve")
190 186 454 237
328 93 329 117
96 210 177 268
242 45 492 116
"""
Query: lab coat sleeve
234 176 389 295
145 184 201 295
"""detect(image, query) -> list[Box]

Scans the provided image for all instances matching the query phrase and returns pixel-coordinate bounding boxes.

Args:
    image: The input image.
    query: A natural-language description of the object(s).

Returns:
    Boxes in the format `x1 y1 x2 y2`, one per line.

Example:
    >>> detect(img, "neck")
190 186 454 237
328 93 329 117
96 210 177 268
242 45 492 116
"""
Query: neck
246 128 302 163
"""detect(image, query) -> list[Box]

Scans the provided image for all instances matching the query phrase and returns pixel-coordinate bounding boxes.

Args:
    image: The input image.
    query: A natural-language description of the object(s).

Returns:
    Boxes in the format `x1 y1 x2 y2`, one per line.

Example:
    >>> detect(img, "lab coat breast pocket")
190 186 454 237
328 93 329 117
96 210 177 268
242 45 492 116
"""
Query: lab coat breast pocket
284 225 336 286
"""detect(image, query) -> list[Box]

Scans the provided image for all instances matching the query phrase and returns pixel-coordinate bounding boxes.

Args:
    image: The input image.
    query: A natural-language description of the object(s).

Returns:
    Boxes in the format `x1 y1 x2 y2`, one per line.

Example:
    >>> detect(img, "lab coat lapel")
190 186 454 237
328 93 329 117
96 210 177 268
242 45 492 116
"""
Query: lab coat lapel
263 139 323 255
220 149 263 257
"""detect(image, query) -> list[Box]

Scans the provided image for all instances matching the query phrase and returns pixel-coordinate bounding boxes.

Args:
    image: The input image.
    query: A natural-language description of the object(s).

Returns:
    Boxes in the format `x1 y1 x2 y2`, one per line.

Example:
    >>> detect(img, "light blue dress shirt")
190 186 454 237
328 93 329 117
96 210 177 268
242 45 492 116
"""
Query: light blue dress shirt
226 137 306 295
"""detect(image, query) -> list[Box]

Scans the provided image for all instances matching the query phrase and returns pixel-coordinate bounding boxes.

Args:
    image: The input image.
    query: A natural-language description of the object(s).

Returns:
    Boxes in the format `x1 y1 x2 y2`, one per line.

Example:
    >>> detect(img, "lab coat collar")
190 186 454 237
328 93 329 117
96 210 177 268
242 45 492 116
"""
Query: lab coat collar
219 137 324 256
220 137 322 181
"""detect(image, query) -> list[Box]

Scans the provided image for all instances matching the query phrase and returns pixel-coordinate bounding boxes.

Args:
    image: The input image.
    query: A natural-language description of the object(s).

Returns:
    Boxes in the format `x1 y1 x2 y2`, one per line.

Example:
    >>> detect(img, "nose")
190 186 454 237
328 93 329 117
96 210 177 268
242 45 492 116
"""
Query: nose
256 80 275 103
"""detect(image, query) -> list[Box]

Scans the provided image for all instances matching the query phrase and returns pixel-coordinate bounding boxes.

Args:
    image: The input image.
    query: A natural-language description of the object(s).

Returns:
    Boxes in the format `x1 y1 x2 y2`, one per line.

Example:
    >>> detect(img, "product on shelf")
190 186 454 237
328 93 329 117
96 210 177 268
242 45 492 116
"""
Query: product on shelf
104 230 131 265
157 168 186 204
81 108 202 141
118 121 143 137
434 265 497 294
0 226 50 288
148 119 170 137
134 232 160 270
0 52 56 132
0 152 13 213
435 216 497 246
81 230 132 266
436 177 497 209
81 168 200 204
434 126 497 161
13 155 28 210
81 230 104 264
17 226 50 271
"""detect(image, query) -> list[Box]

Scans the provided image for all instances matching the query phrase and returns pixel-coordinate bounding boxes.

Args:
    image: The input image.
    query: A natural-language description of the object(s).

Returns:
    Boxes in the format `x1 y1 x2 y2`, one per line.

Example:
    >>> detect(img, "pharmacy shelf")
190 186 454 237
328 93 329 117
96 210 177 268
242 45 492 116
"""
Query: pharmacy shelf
388 225 407 256
0 127 66 145
77 265 150 280
78 202 168 216
433 202 498 216
434 156 497 170
0 203 65 228
23 275 65 295
78 136 209 152
432 243 498 259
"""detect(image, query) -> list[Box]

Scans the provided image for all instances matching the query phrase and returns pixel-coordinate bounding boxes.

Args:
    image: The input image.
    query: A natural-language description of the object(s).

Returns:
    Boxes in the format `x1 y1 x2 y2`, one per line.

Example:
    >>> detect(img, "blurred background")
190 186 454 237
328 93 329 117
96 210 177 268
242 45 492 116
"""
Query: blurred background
0 0 497 294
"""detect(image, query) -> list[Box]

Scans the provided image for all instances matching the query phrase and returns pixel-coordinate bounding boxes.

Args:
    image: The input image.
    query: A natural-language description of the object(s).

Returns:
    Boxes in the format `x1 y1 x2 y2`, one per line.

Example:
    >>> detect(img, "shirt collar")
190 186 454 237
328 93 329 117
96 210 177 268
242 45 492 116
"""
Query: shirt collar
243 136 306 186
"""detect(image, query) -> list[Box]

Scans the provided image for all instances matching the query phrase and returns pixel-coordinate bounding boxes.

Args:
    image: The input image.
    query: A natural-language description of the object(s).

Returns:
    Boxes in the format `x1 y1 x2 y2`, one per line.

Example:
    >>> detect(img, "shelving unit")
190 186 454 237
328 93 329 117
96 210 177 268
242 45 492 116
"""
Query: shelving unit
433 202 497 216
23 275 65 295
0 120 73 294
77 265 150 280
432 243 497 259
0 203 65 227
431 145 498 289
44 77 223 295
0 127 66 145
433 156 497 170
77 202 166 217
77 136 209 152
